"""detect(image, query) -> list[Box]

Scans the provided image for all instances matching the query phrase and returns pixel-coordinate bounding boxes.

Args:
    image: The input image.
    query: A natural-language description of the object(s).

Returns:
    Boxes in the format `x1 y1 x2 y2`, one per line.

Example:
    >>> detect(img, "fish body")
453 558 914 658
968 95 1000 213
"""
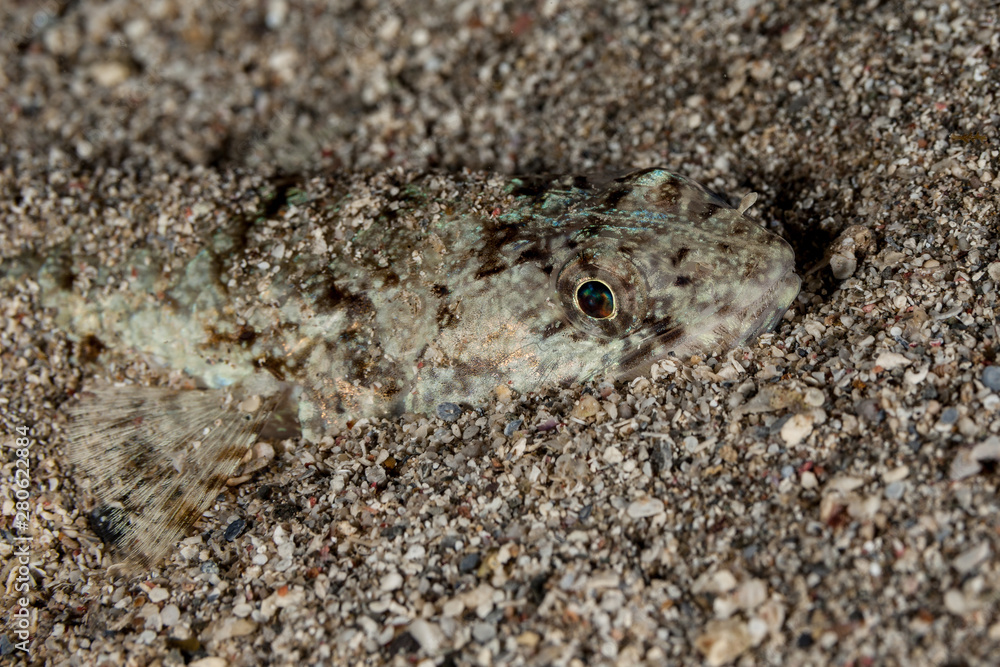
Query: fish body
8 167 799 569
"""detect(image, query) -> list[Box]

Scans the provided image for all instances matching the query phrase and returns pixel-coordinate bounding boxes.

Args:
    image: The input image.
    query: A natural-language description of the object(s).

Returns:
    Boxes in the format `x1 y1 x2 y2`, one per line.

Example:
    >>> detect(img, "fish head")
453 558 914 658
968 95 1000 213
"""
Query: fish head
546 168 800 381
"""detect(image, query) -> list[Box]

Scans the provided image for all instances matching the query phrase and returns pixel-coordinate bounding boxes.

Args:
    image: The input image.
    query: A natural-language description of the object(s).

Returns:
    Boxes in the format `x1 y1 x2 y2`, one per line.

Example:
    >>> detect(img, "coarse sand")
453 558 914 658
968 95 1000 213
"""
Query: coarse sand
2 1 1000 665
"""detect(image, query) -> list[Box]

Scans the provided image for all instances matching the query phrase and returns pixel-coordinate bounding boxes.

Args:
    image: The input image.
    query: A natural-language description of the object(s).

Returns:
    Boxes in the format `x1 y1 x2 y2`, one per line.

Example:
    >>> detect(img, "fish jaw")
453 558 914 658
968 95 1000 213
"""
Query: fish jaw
736 265 801 344
608 235 800 382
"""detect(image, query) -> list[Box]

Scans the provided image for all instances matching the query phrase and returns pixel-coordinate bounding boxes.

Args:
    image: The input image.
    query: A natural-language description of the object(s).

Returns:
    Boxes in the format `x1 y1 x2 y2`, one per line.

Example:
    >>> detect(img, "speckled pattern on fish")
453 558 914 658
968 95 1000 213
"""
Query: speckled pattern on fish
4 167 799 569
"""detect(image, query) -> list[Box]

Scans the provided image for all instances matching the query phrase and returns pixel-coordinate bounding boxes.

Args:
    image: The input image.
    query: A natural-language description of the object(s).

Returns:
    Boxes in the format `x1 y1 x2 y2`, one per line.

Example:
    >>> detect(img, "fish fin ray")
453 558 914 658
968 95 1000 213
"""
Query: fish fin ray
67 384 276 572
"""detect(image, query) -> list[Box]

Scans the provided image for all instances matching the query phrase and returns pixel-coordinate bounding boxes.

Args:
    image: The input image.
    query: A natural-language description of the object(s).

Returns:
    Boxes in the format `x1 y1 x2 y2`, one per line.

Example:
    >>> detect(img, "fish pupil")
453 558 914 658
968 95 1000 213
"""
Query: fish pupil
576 280 615 319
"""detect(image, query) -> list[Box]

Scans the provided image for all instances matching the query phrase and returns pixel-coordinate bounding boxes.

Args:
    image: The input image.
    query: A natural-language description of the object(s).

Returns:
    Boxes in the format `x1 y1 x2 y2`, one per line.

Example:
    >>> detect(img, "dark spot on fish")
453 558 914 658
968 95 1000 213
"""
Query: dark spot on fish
203 324 258 348
77 334 106 364
432 283 450 297
313 279 346 311
214 442 249 464
206 473 230 491
237 325 257 343
121 437 155 471
648 315 676 337
172 500 202 525
650 183 681 207
259 177 300 219
717 242 732 253
542 264 553 275
508 178 552 198
378 269 400 288
475 221 520 279
691 200 723 219
674 275 691 286
601 186 630 210
515 245 546 265
542 321 563 338
257 355 288 381
474 261 508 280
437 302 459 329
671 247 690 266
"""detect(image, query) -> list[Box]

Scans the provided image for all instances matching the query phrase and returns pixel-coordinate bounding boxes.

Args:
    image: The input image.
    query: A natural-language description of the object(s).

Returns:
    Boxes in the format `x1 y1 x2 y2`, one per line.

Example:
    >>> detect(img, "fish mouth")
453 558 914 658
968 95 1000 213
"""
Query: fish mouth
736 268 801 344
607 266 801 382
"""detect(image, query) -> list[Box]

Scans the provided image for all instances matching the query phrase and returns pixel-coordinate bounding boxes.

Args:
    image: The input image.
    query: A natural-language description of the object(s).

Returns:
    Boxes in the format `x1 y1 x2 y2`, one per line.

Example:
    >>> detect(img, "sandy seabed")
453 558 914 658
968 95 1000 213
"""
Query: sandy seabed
2 1 1000 665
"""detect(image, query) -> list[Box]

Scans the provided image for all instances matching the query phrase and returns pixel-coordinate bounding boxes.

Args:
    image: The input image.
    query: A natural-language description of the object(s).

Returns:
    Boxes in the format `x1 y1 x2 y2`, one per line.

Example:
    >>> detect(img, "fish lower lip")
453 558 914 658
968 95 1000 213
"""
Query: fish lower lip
743 270 801 340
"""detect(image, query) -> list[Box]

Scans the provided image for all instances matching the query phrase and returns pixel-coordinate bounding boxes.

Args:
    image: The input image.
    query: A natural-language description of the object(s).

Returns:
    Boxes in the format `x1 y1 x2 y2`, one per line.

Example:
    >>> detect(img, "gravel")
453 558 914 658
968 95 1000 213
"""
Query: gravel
3 0 1000 665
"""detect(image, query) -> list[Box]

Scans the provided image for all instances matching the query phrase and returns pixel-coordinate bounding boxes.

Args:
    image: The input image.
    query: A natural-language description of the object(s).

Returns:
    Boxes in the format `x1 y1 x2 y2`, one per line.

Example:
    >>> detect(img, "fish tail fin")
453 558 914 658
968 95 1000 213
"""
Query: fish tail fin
66 384 278 572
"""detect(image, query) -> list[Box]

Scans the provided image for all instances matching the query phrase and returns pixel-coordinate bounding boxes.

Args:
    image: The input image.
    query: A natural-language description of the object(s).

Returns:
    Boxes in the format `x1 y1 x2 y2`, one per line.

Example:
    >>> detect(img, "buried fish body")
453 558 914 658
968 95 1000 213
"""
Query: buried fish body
13 167 799 569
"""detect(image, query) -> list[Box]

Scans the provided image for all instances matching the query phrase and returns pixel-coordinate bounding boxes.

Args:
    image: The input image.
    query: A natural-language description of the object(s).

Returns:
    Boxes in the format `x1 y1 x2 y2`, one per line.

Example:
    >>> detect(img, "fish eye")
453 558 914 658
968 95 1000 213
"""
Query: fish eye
556 246 648 339
576 280 616 319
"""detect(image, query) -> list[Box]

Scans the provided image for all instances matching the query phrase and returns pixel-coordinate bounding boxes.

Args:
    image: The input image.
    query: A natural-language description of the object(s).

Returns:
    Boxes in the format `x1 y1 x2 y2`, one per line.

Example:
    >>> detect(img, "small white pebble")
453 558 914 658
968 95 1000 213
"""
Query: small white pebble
381 571 404 592
780 413 813 446
160 604 180 626
232 602 253 618
147 587 169 603
626 497 664 519
189 658 229 667
602 446 624 465
953 542 991 574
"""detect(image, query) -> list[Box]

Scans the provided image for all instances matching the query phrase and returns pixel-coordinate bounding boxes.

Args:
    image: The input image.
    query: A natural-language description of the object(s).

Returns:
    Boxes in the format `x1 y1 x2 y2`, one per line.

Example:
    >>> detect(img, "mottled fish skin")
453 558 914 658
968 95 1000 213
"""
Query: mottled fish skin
7 167 799 569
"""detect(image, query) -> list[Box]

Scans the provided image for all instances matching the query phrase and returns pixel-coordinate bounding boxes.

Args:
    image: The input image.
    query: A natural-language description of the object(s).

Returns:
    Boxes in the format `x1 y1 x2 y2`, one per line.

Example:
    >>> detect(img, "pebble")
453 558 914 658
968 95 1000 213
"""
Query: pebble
408 619 442 653
232 603 253 618
735 579 767 611
953 542 990 574
503 419 523 437
884 481 905 500
939 407 959 425
147 587 169 603
695 618 753 666
602 446 624 465
780 413 813 446
436 403 463 422
380 571 404 592
781 24 807 51
458 553 481 573
626 497 665 519
472 622 497 643
951 437 1000 480
160 604 180 626
855 399 883 423
224 518 247 542
189 658 228 667
874 351 911 370
981 366 1000 391
570 394 601 419
944 589 982 615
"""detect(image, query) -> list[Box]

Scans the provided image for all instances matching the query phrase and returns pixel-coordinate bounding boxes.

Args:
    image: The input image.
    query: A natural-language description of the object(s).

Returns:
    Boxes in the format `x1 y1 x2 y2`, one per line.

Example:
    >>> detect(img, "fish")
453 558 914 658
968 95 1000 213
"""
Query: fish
3 167 800 570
